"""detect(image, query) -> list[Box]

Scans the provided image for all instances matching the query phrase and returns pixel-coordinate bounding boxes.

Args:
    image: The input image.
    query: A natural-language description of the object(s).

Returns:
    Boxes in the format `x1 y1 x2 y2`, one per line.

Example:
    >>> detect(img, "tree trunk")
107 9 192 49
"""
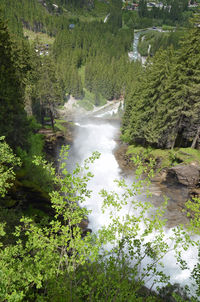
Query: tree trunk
191 126 200 149
170 135 177 150
171 115 183 149
49 108 54 130
41 107 45 126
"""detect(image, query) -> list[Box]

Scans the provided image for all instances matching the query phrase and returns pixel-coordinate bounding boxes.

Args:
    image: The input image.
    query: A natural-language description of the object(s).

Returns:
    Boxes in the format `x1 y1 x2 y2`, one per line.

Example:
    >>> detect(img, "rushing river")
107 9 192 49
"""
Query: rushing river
64 113 198 293
128 30 142 61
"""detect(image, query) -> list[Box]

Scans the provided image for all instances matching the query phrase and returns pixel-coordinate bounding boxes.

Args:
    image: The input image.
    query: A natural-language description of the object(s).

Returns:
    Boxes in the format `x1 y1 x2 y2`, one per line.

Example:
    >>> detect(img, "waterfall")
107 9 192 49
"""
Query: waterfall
104 13 110 23
148 43 151 55
64 113 199 294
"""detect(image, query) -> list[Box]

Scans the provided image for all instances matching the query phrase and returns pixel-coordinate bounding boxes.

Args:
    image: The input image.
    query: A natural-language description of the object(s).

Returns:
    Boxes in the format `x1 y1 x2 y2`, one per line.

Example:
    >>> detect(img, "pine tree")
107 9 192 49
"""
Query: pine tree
122 26 200 149
36 56 62 129
0 18 30 149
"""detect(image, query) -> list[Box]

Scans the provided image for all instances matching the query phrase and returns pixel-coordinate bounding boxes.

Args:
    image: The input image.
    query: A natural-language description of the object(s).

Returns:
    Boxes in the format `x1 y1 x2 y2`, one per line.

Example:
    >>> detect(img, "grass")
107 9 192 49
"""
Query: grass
162 25 175 31
23 28 55 45
127 145 200 170
177 148 200 164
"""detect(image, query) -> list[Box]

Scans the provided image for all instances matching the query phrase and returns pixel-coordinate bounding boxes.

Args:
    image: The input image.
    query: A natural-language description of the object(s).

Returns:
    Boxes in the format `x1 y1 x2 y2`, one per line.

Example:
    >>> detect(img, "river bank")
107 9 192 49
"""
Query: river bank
114 141 200 227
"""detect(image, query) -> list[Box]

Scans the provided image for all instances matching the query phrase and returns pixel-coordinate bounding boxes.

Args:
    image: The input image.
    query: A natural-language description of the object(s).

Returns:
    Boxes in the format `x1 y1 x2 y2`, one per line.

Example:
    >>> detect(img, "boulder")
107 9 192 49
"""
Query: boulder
79 218 89 229
81 228 92 238
165 163 200 188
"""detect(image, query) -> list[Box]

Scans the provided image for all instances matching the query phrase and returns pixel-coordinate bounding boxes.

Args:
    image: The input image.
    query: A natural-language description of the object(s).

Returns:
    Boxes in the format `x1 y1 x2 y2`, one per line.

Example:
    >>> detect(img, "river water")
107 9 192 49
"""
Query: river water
64 113 198 293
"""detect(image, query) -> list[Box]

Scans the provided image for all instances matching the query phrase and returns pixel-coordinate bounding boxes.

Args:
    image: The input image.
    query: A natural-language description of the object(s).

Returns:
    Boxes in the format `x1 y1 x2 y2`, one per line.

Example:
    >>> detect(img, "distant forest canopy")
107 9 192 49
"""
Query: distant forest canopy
0 0 134 148
123 0 195 28
52 21 136 100
137 29 185 57
0 0 195 38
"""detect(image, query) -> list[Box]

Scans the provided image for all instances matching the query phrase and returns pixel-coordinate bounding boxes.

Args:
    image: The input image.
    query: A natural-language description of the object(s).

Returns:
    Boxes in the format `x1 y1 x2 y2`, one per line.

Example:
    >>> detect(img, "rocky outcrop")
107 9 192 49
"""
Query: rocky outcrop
79 218 92 238
165 163 200 188
114 143 200 225
38 129 65 158
114 143 135 174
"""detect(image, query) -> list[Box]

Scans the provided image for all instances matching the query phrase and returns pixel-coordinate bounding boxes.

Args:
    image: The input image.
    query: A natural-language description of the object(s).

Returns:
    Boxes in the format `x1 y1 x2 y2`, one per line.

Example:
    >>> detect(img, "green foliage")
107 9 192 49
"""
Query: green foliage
126 145 200 171
138 30 184 57
16 133 54 194
53 21 133 101
123 0 192 29
0 137 21 198
23 28 55 45
0 147 199 301
0 4 200 301
34 55 63 129
0 148 101 301
78 88 106 110
0 0 71 37
185 198 200 234
54 119 68 134
0 17 31 149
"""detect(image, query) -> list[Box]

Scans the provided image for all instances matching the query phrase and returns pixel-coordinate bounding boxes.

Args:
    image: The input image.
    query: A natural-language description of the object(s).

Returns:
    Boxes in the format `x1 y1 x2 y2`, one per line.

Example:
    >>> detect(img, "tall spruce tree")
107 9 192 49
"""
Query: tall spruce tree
35 56 62 129
0 18 30 149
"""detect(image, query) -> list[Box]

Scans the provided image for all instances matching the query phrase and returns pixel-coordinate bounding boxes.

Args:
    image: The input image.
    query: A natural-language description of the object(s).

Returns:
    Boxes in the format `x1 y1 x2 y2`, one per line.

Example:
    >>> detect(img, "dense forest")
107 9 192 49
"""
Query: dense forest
122 24 200 149
0 0 200 300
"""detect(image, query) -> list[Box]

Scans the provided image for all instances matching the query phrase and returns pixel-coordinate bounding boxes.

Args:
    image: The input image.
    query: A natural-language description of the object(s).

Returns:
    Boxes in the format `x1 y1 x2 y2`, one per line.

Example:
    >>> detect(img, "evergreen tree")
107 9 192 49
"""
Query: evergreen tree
138 0 148 18
122 25 200 149
35 56 62 129
0 18 30 149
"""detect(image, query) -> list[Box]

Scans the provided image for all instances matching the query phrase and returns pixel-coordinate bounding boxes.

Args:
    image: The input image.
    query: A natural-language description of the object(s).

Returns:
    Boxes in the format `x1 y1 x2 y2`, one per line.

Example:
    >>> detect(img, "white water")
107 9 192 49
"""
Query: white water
128 31 141 61
104 13 110 23
70 120 121 230
66 115 199 294
128 28 168 63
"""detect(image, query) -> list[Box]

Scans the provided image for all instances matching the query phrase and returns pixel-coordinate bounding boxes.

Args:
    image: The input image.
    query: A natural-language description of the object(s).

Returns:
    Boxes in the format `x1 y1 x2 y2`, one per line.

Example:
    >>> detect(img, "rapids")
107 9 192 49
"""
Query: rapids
64 112 198 293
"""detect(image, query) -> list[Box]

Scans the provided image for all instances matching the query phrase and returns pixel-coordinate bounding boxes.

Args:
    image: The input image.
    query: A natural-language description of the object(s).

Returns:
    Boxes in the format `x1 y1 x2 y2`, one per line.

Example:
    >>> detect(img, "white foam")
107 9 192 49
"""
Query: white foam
66 118 199 295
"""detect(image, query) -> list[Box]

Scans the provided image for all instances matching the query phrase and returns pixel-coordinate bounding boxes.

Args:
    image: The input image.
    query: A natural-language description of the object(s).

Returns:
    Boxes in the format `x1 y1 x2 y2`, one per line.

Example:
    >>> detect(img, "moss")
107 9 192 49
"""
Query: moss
127 145 200 171
176 148 200 164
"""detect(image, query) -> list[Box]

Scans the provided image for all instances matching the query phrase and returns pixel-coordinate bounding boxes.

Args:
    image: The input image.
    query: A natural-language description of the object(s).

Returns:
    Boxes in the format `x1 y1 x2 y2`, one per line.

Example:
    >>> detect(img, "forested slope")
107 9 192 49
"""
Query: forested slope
122 24 200 150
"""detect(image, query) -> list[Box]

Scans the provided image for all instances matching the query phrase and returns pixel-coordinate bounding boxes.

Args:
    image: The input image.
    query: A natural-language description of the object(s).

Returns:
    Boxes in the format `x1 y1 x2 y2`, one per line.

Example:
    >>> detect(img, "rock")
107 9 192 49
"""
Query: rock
152 170 167 183
79 218 89 229
189 187 200 199
81 228 92 238
165 164 200 188
114 143 135 174
38 128 65 158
